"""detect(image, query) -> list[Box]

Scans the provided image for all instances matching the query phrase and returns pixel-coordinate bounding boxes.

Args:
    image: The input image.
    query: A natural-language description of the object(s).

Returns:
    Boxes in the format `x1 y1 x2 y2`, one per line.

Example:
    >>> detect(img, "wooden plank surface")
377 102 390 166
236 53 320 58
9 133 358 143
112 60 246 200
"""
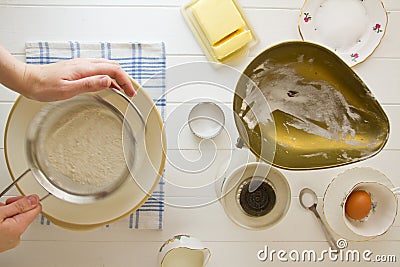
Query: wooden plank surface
0 0 399 266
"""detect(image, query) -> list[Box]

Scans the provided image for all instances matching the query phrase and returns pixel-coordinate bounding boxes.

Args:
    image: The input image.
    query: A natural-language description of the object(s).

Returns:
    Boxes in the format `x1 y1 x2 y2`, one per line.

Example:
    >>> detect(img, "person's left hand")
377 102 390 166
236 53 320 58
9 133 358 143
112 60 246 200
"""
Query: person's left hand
21 58 136 102
0 195 42 252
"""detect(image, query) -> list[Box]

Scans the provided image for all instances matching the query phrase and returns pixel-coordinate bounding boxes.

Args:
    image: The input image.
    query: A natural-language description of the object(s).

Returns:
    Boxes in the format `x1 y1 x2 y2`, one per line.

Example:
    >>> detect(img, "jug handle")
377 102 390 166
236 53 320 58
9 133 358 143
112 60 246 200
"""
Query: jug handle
392 186 400 195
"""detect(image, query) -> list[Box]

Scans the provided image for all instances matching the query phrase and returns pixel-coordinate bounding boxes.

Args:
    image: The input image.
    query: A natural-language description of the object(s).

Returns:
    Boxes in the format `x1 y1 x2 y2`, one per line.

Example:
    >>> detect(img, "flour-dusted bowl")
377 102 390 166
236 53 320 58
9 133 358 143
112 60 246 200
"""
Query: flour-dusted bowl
234 41 389 170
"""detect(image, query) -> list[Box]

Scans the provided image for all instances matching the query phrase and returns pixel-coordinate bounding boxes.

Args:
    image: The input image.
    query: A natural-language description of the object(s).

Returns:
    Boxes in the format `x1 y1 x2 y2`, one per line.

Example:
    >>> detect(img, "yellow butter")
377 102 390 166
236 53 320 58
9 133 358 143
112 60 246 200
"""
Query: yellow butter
212 29 252 59
192 0 251 59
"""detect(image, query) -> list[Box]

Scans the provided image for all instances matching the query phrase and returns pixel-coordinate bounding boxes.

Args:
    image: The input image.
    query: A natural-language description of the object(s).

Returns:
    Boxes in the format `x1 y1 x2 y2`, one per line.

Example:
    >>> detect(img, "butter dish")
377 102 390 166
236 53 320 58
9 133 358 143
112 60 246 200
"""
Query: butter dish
182 0 258 63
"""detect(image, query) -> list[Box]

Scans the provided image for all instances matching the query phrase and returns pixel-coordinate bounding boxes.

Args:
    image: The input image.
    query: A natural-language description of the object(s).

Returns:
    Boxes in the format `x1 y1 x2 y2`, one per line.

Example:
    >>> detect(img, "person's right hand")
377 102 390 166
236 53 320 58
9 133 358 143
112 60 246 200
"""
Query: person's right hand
0 45 135 102
0 195 42 252
21 58 136 102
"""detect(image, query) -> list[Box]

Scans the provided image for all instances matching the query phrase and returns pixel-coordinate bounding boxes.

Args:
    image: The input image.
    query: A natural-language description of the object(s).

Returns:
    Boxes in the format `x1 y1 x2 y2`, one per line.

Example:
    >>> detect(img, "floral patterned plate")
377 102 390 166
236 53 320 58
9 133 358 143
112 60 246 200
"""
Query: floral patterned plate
323 167 394 241
298 0 387 67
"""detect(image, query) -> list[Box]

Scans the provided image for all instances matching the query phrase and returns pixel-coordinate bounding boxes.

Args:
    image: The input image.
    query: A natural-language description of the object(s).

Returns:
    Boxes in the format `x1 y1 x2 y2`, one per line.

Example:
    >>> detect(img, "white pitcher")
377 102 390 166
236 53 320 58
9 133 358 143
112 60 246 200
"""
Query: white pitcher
159 235 211 267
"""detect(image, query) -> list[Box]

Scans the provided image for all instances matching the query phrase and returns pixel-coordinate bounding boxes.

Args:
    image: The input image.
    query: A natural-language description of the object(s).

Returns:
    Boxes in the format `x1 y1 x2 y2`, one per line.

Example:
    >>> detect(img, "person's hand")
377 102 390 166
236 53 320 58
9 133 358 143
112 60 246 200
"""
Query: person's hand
21 58 136 101
0 195 42 252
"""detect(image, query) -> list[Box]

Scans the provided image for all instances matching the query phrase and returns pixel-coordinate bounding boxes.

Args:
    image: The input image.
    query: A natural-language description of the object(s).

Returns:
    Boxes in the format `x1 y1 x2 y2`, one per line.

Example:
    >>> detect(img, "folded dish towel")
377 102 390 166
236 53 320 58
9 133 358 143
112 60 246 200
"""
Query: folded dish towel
25 41 166 230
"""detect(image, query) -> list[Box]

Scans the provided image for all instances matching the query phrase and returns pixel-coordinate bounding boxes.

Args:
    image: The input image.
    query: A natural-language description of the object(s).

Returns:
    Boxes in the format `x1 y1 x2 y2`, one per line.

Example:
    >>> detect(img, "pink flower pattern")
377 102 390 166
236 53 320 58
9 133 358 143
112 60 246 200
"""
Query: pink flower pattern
373 23 383 33
351 53 359 62
303 13 312 23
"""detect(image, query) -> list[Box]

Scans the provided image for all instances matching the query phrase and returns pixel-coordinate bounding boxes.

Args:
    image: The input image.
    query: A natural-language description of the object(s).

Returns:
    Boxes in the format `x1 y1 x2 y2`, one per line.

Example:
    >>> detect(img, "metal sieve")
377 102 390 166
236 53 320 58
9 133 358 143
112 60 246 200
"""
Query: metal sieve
0 88 145 204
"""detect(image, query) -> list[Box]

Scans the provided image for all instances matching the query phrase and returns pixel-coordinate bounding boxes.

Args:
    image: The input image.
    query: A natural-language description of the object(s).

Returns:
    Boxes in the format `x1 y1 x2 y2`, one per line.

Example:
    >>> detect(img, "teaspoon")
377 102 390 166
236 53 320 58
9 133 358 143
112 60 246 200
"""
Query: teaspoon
300 188 339 250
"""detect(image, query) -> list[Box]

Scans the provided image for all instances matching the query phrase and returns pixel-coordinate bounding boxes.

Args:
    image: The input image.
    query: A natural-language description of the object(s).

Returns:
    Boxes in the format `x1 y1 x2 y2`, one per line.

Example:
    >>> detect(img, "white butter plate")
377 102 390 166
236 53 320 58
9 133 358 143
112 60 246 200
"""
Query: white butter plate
323 167 394 241
299 0 387 66
181 0 258 63
4 86 166 230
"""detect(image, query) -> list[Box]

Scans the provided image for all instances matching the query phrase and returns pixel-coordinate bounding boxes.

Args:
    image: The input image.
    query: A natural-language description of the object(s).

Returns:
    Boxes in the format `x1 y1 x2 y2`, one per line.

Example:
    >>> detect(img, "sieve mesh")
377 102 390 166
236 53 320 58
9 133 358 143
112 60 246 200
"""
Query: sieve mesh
26 92 140 203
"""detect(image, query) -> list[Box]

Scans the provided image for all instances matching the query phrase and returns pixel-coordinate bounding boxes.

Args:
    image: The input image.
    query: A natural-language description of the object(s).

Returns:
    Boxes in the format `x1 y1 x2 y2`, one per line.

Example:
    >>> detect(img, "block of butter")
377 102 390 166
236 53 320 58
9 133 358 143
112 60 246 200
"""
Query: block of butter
182 0 257 62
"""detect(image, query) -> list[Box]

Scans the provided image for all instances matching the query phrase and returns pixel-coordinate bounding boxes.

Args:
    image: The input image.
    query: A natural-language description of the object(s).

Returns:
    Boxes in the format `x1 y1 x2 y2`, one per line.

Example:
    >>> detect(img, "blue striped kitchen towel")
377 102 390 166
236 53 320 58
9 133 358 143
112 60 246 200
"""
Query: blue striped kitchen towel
25 42 166 230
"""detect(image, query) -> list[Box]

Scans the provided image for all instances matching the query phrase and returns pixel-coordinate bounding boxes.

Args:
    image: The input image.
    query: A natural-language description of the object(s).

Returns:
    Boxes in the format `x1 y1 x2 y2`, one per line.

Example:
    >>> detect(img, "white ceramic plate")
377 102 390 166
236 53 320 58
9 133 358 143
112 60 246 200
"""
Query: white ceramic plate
4 86 166 230
323 167 394 241
299 0 387 66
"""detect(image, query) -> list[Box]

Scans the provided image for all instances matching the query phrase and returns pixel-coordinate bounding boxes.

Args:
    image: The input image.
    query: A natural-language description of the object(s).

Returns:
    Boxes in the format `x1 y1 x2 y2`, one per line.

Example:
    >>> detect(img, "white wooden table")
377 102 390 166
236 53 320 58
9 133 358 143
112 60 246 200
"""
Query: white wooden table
0 0 399 266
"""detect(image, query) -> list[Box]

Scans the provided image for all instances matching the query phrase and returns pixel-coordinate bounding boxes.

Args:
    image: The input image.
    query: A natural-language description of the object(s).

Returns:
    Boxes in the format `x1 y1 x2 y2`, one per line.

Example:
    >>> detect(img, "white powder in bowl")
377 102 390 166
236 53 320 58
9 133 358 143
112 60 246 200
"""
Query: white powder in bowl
44 104 126 187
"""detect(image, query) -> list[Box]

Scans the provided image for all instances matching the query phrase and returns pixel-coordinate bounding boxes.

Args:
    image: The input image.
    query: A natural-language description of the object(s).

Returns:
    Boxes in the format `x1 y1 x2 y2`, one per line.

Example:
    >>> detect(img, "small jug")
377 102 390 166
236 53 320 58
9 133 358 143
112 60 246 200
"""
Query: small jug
158 235 211 267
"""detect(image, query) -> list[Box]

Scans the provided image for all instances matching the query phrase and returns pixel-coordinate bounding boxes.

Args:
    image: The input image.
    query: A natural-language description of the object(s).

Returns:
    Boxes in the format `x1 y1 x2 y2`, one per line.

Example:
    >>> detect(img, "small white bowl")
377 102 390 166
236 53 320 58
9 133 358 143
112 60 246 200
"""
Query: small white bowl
218 162 291 230
188 102 225 139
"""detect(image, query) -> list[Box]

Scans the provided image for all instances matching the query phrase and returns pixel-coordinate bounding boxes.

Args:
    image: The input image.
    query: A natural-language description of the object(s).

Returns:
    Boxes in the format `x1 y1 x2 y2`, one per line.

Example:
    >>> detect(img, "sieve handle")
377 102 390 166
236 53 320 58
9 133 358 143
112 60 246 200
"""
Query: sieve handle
0 169 31 198
40 193 51 202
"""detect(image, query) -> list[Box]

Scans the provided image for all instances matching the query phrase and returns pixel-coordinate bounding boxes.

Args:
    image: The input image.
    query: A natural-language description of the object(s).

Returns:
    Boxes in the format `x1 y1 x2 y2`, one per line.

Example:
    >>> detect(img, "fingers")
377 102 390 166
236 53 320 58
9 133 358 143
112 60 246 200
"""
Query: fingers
66 75 113 97
67 58 119 66
0 195 40 222
0 195 42 253
86 58 119 65
10 204 42 232
65 58 136 97
0 204 42 251
109 79 122 90
5 196 24 205
84 63 135 97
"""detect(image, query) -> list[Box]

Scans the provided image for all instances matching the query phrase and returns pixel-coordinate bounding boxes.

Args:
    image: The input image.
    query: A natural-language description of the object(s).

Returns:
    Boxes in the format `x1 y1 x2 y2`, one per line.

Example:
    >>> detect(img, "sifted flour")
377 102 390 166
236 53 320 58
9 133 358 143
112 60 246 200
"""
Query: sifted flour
44 104 126 187
241 60 360 141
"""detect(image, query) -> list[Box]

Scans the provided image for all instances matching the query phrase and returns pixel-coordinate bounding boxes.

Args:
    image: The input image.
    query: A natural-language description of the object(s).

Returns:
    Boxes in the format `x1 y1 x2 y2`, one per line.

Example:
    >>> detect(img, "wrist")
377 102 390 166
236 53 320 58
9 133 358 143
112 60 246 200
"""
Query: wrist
18 63 41 99
0 46 29 94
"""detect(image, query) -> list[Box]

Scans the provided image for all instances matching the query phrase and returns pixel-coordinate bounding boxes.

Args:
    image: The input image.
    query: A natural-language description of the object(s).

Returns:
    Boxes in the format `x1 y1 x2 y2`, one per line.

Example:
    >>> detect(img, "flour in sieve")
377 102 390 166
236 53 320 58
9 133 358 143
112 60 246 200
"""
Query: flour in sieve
44 105 126 186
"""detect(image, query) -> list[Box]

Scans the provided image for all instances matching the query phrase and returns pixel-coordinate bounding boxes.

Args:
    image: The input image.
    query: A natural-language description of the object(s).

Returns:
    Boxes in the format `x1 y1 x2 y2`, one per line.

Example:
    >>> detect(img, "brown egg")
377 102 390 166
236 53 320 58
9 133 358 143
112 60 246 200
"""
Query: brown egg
345 190 372 220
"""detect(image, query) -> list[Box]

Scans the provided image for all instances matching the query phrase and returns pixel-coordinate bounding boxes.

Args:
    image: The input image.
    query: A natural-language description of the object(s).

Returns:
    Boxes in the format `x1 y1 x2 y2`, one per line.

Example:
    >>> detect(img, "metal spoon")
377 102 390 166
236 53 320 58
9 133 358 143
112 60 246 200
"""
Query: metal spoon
299 188 339 250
